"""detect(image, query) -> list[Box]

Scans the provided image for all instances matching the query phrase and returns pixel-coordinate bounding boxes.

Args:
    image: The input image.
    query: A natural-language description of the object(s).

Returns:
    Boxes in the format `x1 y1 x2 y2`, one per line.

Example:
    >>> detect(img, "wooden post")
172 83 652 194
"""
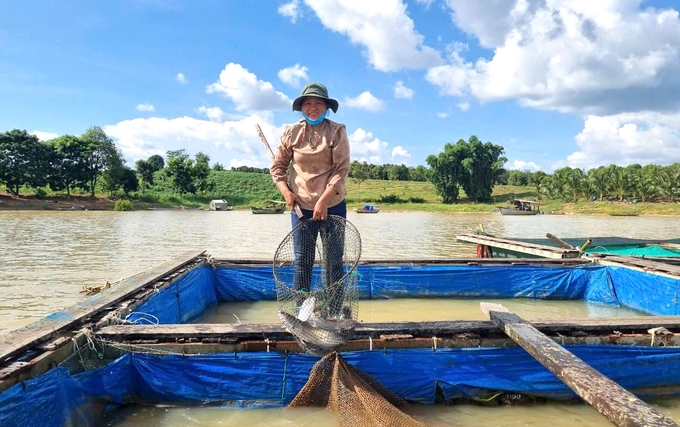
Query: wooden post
546 233 574 249
480 302 679 427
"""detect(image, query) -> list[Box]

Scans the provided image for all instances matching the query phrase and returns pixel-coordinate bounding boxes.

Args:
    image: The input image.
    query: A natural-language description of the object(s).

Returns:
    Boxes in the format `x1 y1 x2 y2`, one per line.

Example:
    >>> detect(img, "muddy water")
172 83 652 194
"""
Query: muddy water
2 210 680 426
198 299 645 324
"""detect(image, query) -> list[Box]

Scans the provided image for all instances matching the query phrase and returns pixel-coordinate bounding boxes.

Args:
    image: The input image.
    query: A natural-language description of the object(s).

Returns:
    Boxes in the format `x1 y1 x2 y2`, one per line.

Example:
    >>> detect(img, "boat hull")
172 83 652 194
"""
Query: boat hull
498 207 540 215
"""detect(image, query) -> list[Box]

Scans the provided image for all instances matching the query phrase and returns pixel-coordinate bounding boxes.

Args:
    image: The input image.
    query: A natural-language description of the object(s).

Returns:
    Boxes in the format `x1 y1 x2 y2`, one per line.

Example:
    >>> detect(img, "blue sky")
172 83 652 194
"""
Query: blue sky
1 0 679 172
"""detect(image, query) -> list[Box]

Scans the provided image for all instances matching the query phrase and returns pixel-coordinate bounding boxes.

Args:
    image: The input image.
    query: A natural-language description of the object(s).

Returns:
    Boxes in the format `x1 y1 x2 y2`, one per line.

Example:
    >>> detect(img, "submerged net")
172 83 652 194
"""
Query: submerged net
274 215 361 356
289 352 427 427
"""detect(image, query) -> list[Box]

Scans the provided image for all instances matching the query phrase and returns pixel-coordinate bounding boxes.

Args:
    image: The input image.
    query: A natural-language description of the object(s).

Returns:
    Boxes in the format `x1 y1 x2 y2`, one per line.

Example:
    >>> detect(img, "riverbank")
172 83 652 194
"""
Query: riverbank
1 193 678 216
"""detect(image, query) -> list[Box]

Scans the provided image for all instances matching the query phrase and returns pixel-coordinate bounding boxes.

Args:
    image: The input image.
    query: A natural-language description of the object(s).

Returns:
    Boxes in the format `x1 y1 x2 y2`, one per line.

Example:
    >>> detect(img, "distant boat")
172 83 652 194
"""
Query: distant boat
356 204 380 214
250 200 286 214
208 199 233 211
497 199 540 216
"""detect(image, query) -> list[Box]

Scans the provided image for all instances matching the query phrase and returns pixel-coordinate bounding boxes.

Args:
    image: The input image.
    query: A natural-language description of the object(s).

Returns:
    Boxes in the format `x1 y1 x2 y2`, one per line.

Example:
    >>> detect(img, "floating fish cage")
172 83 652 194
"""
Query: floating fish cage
2 253 680 426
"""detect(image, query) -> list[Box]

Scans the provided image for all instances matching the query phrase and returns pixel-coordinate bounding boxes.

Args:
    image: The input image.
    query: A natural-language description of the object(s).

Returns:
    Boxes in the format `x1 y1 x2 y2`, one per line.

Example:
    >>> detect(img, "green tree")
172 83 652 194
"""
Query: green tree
135 159 154 195
459 136 506 202
147 154 165 171
0 129 46 195
46 135 89 198
426 141 468 203
80 126 120 197
120 167 139 196
165 149 196 195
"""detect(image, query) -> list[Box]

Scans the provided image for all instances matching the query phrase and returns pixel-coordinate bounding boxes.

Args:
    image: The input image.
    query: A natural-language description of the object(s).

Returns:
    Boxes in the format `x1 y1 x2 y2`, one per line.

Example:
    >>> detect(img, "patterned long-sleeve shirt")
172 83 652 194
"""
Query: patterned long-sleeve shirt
270 119 350 210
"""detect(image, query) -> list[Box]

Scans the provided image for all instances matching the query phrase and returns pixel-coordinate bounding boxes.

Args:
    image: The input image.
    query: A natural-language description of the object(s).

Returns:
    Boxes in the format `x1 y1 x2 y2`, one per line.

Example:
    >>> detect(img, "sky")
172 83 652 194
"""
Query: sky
1 0 680 173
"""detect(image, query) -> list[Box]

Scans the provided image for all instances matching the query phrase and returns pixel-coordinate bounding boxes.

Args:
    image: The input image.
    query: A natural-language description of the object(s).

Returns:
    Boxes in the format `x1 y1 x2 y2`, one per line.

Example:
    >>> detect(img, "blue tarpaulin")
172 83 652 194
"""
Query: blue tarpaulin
2 262 680 426
4 346 680 427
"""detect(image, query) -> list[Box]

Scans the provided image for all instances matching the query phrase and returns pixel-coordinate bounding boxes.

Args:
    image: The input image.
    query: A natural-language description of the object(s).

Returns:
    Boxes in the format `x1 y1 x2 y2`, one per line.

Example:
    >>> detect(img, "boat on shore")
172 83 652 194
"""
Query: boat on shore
458 232 680 265
2 252 680 425
356 204 380 213
250 200 286 214
497 199 540 215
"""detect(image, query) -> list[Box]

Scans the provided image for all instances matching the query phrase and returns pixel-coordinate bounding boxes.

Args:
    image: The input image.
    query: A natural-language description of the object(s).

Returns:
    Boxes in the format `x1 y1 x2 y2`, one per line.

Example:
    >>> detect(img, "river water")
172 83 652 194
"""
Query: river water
1 210 680 426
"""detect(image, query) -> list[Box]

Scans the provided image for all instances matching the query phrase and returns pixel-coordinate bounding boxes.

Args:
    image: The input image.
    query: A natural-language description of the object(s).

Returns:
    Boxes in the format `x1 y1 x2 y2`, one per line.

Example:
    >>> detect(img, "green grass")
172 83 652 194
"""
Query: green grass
11 171 680 216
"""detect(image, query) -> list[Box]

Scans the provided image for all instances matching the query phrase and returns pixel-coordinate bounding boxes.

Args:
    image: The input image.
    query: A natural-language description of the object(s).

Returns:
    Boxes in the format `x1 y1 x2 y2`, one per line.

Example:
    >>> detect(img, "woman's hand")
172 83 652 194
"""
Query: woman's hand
283 190 302 209
312 199 328 221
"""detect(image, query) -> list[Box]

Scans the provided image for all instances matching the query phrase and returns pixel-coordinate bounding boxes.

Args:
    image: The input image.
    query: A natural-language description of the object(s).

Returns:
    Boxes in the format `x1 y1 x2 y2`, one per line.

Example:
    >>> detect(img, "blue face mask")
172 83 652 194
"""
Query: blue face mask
302 109 328 126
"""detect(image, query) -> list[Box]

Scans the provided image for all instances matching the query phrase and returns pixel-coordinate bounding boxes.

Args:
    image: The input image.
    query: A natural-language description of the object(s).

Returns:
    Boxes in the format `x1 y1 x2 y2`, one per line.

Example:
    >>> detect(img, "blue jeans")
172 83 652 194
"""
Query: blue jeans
291 200 347 312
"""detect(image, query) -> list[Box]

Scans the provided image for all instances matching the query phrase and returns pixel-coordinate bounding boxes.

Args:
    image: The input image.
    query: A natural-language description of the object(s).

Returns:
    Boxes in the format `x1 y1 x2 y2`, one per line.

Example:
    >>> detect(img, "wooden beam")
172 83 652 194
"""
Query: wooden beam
595 255 680 278
95 316 680 341
456 234 582 259
480 302 679 427
210 257 591 267
0 250 206 363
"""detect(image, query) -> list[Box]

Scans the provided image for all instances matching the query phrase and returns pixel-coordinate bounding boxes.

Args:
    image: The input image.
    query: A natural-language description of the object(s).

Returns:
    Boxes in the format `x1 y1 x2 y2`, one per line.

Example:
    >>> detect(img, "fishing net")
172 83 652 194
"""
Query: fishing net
274 215 361 356
289 352 427 427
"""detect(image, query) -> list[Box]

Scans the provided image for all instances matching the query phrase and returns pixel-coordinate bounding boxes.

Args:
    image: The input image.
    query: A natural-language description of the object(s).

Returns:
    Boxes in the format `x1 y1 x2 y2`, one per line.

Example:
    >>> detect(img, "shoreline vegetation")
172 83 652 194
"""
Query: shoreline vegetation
1 178 678 216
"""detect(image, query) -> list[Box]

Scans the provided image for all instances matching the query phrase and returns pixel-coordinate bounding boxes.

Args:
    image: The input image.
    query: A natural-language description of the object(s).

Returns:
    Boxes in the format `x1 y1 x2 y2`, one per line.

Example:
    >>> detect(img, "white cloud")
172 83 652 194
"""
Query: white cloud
348 128 390 163
278 64 309 87
391 145 411 162
31 130 59 141
563 111 680 170
457 102 469 111
394 81 414 99
510 159 541 172
415 0 434 8
345 91 384 112
279 0 300 23
197 106 243 123
207 63 292 112
436 111 449 118
176 73 186 84
431 1 680 116
104 113 284 169
303 0 442 71
136 103 155 112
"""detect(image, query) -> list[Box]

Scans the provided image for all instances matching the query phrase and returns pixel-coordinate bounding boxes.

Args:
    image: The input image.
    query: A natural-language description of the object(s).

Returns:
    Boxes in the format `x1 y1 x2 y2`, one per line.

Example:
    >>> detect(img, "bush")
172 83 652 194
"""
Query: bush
33 188 47 199
114 199 134 211
379 194 406 203
408 197 425 203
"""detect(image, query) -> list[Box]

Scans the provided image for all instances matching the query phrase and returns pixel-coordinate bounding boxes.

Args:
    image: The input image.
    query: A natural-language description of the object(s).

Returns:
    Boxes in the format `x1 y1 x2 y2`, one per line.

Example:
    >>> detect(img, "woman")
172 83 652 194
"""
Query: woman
270 82 351 312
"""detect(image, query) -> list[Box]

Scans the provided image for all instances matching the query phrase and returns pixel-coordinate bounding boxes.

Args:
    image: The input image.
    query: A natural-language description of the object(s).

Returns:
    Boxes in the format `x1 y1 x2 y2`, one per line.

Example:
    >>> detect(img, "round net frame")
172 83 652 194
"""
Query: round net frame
274 215 362 356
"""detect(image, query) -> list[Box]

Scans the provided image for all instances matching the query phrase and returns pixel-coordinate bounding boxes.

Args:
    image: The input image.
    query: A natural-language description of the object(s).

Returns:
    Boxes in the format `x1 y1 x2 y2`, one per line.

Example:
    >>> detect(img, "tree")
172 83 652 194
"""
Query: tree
46 135 90 198
426 141 469 203
213 162 225 171
135 159 154 195
0 129 46 195
80 126 120 197
147 154 165 171
459 136 506 202
165 149 196 195
120 167 139 196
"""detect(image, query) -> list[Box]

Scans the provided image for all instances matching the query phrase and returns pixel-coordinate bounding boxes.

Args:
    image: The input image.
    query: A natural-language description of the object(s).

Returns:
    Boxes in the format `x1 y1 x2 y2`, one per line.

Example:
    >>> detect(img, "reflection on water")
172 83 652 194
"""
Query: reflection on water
1 210 678 332
106 400 680 427
198 299 645 324
2 211 680 426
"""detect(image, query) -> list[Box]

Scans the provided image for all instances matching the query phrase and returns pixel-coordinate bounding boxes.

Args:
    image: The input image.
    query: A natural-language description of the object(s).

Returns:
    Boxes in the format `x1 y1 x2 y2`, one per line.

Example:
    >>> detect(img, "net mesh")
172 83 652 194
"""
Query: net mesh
288 352 427 427
274 215 361 356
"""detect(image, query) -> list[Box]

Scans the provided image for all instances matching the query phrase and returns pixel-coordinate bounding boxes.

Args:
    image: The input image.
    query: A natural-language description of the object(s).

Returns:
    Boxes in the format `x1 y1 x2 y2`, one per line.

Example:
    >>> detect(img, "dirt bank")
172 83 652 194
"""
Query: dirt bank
0 194 116 211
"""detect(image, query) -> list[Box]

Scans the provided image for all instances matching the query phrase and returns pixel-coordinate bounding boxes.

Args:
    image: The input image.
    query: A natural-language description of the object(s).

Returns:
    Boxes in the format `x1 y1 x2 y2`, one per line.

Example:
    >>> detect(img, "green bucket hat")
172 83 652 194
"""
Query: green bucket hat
292 82 339 114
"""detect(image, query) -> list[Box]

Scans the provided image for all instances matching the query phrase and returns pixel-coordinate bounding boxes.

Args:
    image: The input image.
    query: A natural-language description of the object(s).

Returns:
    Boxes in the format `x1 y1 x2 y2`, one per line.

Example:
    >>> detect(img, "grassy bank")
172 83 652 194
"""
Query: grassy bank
1 171 679 216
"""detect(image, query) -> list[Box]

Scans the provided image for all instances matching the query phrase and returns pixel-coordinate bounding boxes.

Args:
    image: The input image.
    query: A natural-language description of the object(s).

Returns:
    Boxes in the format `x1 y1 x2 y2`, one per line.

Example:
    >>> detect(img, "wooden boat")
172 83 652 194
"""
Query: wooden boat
250 200 286 214
2 253 680 425
458 233 680 264
497 199 540 215
356 204 380 213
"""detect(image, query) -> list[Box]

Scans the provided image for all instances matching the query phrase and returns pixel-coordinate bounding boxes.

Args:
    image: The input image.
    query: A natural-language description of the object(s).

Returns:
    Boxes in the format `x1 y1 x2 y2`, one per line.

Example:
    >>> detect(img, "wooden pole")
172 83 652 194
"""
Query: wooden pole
254 124 304 219
546 233 574 249
480 302 679 427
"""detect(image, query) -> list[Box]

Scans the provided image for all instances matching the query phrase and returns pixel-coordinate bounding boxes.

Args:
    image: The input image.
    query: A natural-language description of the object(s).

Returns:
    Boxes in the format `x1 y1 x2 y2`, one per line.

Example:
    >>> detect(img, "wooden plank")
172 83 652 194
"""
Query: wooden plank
211 257 591 266
95 316 680 341
480 302 679 427
0 250 206 363
456 234 582 259
596 255 680 278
